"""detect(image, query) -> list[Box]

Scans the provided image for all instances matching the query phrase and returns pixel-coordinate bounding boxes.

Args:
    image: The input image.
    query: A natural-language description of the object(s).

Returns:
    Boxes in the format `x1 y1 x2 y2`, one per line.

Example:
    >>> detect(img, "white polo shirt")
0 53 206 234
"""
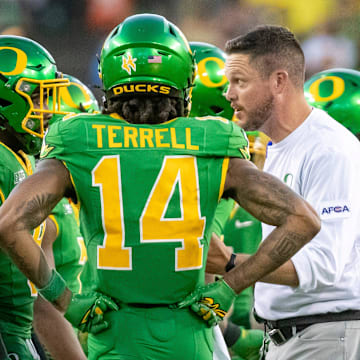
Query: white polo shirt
254 108 360 320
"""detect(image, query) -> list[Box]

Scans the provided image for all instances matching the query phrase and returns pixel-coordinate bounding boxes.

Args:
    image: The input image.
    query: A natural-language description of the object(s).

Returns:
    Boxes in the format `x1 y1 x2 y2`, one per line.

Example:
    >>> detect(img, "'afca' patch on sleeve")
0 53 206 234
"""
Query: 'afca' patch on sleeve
319 200 351 220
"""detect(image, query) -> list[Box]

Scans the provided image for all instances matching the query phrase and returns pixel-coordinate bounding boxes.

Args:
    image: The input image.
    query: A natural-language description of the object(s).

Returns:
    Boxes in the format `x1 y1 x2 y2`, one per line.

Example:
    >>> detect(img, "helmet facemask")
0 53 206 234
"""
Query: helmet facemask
0 36 71 154
16 76 70 138
48 74 100 126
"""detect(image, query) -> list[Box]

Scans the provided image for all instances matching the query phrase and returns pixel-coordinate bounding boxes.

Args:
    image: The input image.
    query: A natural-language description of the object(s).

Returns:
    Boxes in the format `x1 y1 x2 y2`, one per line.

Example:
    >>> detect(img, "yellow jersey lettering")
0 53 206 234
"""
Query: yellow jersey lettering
139 128 154 148
124 127 139 148
185 128 199 150
155 128 170 148
108 125 123 148
92 124 106 148
92 125 200 150
170 128 185 149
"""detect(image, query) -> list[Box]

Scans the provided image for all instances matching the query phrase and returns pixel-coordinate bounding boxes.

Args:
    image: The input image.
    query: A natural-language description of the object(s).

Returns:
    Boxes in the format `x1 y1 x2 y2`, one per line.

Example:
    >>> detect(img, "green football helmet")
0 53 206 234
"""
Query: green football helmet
99 13 195 113
304 68 360 136
49 74 100 125
0 35 70 154
189 41 234 120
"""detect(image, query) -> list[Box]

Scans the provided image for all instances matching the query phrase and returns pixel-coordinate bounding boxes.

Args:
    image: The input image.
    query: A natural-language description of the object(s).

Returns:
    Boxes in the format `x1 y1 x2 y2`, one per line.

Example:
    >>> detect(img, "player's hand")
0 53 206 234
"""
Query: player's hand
206 233 233 275
175 279 236 327
64 292 119 334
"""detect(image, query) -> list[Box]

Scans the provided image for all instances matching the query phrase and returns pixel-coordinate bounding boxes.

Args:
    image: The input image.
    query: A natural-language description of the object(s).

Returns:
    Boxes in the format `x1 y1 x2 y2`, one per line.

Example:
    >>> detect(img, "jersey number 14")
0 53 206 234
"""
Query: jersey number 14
92 155 206 271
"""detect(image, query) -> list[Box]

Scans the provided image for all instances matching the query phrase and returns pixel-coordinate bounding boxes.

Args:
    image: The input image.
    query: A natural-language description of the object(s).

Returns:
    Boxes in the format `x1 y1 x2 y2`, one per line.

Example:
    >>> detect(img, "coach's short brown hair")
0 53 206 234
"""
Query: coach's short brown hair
225 25 305 88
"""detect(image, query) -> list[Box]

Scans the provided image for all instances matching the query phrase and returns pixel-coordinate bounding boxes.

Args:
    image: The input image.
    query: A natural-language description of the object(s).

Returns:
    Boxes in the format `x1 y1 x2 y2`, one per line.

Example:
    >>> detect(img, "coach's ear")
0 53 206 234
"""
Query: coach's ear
270 69 288 95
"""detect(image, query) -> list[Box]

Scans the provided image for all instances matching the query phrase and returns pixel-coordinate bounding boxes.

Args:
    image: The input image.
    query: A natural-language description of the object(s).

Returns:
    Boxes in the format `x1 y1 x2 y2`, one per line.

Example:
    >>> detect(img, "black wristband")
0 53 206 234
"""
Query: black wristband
225 253 237 272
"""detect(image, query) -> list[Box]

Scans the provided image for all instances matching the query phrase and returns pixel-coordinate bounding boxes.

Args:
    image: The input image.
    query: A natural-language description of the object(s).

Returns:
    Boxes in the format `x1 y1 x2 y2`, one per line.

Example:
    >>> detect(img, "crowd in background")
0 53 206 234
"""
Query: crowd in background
1 0 359 102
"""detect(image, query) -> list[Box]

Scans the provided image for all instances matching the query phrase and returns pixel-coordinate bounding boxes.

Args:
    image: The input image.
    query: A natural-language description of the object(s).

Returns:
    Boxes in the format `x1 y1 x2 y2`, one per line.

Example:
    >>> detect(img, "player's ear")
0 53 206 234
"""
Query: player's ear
270 70 288 95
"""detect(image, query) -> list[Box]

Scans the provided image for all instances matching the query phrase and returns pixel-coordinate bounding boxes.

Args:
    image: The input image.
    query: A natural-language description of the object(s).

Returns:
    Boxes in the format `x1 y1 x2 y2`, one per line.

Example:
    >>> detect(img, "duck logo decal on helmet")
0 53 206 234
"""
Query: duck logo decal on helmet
121 53 137 75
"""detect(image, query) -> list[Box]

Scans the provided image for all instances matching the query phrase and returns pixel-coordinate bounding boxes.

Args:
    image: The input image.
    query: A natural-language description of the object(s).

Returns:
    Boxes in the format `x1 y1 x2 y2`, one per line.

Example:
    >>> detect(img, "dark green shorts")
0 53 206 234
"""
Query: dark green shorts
1 332 40 360
87 305 214 360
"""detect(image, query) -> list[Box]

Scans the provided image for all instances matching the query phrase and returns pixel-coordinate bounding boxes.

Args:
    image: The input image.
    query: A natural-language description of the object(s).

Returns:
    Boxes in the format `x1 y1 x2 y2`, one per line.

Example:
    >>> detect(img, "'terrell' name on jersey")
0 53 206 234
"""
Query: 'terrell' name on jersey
92 124 199 150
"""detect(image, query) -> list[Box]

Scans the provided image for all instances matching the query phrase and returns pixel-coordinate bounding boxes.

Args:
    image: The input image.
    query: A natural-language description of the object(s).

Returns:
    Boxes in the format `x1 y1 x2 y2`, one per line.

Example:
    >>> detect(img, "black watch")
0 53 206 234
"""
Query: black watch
225 253 237 272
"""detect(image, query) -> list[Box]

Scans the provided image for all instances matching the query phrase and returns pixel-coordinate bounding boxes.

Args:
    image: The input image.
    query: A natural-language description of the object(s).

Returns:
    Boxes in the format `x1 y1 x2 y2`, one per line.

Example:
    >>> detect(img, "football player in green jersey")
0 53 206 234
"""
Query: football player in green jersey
304 68 360 139
0 35 80 360
33 75 100 359
189 41 236 244
0 15 320 360
190 41 265 360
190 40 234 360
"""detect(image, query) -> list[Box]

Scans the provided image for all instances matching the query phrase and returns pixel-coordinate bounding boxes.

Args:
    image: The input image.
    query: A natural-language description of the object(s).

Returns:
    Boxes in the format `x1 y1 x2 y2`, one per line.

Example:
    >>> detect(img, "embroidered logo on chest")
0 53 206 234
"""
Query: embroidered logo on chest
14 170 26 184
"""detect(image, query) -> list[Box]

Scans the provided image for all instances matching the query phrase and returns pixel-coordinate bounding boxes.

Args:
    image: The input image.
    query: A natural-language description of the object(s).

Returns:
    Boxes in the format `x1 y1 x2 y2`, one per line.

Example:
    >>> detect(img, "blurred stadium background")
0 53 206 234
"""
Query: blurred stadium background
1 0 359 102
